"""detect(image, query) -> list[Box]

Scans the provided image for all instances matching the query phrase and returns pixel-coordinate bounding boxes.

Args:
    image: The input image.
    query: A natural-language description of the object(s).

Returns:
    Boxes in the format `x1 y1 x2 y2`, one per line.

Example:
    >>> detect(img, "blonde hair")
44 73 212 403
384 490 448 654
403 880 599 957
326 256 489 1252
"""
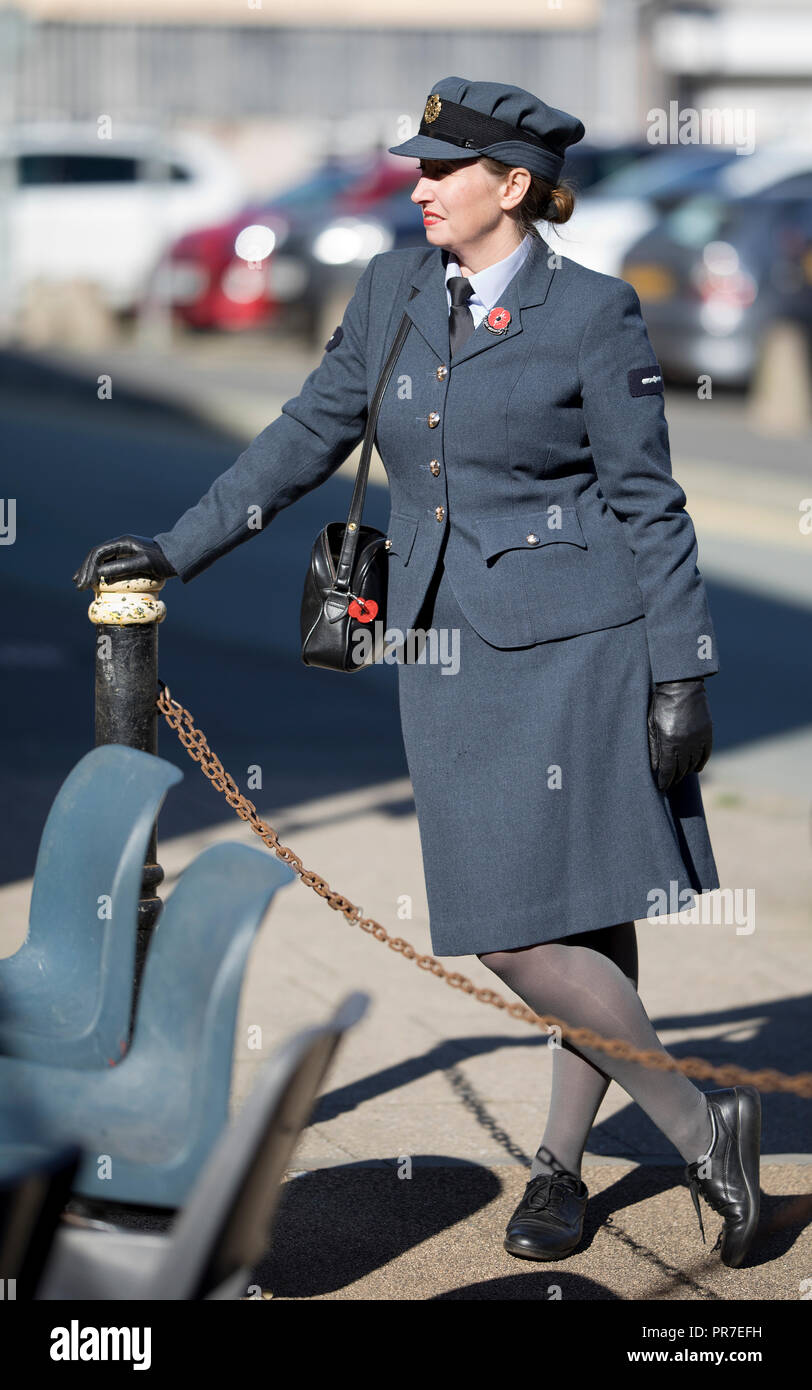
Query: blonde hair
479 155 576 239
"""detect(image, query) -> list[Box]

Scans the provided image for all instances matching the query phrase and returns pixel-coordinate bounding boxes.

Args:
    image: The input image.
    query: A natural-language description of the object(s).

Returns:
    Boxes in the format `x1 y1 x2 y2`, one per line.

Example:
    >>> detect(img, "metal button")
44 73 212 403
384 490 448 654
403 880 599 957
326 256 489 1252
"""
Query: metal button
429 459 441 476
526 533 540 545
436 365 448 380
384 538 392 550
427 411 440 428
435 506 445 522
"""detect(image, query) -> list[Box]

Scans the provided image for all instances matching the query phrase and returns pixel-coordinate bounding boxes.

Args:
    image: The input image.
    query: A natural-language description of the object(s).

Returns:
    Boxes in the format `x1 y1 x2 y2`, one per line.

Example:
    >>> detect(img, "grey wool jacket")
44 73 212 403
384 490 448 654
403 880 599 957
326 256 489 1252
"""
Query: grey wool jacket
154 234 719 685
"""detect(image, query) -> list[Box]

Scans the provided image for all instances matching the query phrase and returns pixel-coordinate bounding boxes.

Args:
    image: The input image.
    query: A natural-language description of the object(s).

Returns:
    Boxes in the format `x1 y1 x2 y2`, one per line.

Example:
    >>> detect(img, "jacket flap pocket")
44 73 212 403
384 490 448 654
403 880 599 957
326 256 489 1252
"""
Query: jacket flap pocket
384 512 418 564
475 508 587 561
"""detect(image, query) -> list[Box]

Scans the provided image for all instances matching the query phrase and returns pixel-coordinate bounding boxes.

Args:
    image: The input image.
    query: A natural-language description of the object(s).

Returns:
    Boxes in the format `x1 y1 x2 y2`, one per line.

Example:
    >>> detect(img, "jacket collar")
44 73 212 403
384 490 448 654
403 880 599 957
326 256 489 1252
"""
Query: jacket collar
406 233 556 366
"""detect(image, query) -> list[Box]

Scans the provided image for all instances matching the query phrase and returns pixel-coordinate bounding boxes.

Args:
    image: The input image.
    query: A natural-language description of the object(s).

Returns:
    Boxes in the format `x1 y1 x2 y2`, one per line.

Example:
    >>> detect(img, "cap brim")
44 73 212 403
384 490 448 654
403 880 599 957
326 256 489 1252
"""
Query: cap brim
388 136 483 162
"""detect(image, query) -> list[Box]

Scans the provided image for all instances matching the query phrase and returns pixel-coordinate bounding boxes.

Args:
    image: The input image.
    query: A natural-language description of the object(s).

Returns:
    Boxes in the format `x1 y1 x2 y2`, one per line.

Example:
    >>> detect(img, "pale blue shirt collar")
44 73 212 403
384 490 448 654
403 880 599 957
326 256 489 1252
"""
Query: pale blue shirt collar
444 234 533 320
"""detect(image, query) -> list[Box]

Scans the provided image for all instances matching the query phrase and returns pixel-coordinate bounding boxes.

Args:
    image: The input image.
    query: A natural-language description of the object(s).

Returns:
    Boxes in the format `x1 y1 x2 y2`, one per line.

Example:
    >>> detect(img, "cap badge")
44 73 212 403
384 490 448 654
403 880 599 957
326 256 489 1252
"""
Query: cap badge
423 94 442 124
485 306 511 335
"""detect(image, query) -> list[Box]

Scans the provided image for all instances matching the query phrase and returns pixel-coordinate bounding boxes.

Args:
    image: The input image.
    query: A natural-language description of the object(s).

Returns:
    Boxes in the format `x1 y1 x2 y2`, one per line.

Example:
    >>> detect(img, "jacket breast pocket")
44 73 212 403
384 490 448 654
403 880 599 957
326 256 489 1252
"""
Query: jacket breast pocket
475 507 587 563
384 512 418 565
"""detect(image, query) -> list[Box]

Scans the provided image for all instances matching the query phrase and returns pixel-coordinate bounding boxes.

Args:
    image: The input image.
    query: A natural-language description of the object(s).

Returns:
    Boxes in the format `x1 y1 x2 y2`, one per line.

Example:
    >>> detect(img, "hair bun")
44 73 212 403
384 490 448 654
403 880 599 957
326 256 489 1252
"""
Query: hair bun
545 184 575 225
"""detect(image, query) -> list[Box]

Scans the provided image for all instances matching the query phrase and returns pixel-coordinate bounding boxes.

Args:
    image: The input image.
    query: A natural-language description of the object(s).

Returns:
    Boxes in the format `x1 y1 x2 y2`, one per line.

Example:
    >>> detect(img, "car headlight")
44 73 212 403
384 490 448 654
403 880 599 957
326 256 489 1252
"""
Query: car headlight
221 258 269 304
311 219 393 266
234 224 277 263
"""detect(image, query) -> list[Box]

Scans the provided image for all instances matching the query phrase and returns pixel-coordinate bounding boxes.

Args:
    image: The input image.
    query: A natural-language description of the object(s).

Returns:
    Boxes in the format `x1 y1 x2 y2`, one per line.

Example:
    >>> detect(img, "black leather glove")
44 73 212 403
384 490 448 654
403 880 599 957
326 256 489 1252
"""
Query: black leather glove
647 677 713 792
73 535 176 591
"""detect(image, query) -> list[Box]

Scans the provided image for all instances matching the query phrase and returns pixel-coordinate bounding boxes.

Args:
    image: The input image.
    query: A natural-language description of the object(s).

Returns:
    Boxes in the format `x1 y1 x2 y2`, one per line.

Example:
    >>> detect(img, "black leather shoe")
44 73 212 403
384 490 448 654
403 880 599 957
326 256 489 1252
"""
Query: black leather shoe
684 1085 761 1267
504 1170 589 1261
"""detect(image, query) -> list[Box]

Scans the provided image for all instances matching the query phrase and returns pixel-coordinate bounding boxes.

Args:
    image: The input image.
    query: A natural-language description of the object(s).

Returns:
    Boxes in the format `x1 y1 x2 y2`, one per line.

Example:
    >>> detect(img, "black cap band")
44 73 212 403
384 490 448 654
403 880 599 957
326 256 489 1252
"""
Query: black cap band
418 96 565 164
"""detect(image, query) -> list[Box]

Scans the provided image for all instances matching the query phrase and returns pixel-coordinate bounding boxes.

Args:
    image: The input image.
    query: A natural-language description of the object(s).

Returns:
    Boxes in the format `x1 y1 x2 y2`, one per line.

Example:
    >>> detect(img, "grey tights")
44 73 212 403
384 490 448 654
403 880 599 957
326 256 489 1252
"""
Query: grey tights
478 921 713 1180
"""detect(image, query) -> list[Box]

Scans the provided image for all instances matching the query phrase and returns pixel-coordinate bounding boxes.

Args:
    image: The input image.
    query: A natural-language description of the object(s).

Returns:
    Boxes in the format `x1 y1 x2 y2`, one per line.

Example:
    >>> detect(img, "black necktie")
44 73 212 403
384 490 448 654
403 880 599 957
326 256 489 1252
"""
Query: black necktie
448 275 475 357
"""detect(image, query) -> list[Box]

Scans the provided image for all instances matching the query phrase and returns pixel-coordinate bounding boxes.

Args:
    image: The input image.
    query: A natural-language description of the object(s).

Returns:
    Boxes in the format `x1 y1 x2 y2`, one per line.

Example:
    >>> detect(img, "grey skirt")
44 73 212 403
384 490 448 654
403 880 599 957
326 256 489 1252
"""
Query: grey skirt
395 546 720 958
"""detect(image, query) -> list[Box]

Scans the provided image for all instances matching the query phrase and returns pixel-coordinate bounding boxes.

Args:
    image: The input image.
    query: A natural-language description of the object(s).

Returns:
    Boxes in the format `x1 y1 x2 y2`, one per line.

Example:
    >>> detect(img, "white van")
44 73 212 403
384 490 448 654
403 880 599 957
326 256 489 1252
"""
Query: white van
0 121 245 315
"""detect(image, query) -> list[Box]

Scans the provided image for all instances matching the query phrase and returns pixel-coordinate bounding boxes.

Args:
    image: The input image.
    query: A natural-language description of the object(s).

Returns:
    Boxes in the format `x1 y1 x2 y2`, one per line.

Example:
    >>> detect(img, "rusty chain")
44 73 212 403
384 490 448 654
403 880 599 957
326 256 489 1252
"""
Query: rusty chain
157 682 812 1100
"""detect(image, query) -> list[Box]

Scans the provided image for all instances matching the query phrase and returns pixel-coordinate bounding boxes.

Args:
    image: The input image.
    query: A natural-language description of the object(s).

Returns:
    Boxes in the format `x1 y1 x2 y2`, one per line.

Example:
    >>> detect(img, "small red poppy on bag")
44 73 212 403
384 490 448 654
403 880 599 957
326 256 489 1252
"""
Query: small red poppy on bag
348 597 378 622
485 306 511 335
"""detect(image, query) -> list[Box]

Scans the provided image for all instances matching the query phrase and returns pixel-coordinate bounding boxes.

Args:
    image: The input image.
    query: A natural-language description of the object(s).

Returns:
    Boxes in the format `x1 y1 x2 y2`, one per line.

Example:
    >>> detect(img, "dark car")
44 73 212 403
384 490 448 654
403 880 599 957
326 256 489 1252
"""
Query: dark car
621 166 812 387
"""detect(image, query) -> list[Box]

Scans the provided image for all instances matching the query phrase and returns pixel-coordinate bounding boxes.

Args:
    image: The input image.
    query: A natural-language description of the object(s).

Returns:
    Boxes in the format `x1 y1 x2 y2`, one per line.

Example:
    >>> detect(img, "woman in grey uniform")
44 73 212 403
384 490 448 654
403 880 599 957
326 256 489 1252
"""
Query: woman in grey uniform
75 77 761 1269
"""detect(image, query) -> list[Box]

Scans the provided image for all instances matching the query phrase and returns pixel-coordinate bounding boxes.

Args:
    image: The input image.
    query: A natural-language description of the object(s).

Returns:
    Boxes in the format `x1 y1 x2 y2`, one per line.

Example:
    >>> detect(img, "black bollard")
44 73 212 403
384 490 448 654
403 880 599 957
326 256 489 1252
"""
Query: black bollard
89 577 167 1043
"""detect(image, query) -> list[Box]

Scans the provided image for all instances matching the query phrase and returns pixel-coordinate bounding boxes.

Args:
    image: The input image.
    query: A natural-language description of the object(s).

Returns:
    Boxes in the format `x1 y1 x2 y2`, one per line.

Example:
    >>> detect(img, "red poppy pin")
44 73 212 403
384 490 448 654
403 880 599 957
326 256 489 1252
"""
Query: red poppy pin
485 306 511 335
348 596 378 623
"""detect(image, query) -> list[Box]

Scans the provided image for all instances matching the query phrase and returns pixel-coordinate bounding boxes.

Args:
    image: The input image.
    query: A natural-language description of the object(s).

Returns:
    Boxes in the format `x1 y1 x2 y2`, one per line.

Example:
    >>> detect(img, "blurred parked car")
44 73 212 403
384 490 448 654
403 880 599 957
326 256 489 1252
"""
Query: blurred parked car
621 158 812 387
0 122 246 316
555 145 749 274
153 152 416 335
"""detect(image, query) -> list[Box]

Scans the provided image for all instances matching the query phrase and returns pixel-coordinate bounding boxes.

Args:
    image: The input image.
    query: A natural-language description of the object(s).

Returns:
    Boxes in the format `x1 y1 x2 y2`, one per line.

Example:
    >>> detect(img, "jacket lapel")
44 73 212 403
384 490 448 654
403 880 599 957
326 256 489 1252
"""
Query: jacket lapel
405 246 452 362
405 234 558 368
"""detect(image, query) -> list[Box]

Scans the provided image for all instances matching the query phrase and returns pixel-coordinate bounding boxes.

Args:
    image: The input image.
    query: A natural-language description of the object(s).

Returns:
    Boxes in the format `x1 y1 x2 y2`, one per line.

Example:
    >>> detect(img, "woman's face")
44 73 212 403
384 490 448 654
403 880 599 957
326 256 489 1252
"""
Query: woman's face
410 157 528 254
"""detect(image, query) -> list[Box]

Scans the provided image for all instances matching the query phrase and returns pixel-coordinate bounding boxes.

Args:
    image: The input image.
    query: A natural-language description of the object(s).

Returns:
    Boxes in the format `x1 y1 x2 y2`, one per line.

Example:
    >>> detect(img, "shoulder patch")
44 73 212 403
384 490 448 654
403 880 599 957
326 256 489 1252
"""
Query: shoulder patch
324 324 343 353
628 365 664 397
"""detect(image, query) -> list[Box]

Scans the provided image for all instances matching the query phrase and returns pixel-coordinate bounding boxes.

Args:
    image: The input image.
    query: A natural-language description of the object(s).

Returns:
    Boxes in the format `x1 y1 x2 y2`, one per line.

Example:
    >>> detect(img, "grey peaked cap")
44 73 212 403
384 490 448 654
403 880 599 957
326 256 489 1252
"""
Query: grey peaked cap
389 75 586 183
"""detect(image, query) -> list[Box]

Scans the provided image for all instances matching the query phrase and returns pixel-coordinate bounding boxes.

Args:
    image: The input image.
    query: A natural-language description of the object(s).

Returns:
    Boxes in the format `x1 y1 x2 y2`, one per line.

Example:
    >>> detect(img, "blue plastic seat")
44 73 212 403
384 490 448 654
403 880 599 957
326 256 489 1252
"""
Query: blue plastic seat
0 841 296 1208
0 744 182 1068
34 993 369 1300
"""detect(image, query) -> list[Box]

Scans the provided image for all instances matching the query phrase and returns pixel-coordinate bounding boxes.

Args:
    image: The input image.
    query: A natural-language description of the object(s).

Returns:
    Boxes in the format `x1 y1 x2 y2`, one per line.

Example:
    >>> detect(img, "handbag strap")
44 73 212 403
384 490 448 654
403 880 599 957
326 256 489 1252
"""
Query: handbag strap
333 263 429 595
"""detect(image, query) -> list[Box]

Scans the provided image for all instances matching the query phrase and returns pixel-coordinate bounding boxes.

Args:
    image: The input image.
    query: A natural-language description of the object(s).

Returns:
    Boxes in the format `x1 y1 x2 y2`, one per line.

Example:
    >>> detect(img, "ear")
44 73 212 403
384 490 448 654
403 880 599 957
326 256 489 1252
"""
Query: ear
499 166 532 211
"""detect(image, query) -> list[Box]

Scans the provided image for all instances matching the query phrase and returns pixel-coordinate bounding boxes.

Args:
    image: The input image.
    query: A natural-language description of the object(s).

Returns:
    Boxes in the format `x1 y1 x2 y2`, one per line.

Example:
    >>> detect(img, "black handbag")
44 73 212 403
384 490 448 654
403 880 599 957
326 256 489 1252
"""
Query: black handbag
300 286 419 672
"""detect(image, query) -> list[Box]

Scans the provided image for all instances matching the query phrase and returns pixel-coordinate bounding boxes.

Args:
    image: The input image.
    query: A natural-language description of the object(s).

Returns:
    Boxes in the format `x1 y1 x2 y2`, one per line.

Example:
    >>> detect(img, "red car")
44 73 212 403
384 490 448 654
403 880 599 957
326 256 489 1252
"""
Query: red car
151 153 416 332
